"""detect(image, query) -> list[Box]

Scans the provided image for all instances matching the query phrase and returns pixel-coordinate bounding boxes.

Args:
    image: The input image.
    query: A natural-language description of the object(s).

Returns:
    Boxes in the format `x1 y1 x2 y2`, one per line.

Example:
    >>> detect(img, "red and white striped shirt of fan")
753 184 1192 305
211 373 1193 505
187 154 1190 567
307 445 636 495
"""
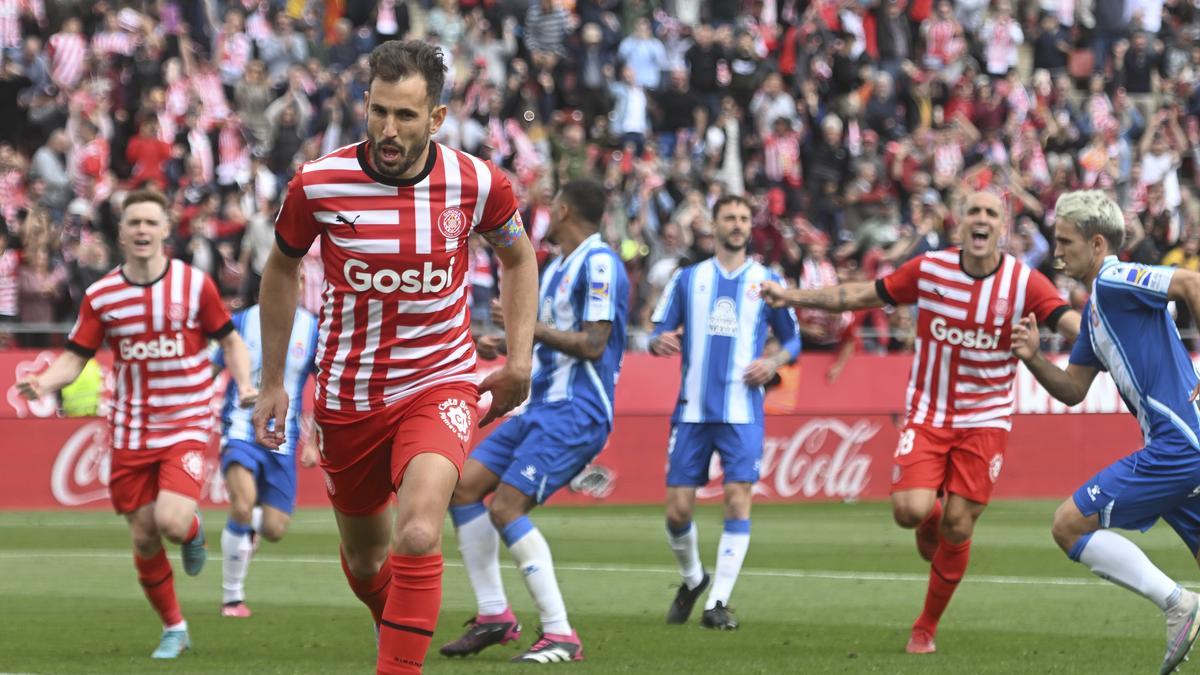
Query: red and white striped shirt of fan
274 141 518 417
879 249 1068 431
67 260 234 450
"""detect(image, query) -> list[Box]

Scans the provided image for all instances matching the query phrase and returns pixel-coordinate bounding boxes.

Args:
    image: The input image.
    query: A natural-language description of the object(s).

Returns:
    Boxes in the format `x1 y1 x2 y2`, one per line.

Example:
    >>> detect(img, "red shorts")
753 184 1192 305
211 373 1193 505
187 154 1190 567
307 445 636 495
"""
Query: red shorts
314 383 479 517
109 442 208 515
890 423 1008 504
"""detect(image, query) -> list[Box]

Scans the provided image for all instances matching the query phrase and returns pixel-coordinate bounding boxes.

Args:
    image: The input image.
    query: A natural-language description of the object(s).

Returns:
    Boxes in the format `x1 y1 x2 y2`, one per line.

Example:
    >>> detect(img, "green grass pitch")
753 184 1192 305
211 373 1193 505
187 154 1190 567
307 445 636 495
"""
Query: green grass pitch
1 501 1196 674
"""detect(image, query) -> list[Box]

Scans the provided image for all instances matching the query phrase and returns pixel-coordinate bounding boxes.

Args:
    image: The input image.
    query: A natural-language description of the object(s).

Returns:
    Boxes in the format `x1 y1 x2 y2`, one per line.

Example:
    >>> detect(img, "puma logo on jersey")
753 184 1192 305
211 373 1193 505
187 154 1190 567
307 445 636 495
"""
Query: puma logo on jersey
335 213 359 231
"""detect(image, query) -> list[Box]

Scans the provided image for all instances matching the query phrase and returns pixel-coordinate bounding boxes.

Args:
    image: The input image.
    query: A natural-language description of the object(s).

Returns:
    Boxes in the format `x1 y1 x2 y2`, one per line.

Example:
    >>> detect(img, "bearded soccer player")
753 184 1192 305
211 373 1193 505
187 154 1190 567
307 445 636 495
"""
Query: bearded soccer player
17 189 257 659
650 195 801 630
1013 191 1200 674
761 190 1081 653
251 40 538 674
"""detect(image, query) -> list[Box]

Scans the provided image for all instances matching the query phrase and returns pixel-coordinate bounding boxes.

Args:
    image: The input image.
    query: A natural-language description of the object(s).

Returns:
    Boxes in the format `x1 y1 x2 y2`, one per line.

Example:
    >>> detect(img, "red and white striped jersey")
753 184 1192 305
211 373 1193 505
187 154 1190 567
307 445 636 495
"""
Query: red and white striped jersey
274 141 518 417
0 0 22 50
880 249 1067 430
67 260 234 450
92 29 136 58
47 31 86 89
0 249 18 317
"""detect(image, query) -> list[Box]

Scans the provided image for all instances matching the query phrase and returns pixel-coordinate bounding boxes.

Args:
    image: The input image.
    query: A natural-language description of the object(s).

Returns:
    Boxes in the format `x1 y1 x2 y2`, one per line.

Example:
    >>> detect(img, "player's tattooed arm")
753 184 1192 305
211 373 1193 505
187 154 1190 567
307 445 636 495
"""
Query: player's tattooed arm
787 281 884 311
534 320 613 362
481 211 526 249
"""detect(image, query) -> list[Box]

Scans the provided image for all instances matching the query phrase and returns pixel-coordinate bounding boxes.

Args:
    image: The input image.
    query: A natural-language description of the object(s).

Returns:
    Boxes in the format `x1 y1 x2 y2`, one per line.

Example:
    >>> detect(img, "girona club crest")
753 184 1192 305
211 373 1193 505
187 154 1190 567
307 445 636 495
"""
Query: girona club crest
438 398 473 443
181 450 206 481
437 207 468 239
168 303 187 323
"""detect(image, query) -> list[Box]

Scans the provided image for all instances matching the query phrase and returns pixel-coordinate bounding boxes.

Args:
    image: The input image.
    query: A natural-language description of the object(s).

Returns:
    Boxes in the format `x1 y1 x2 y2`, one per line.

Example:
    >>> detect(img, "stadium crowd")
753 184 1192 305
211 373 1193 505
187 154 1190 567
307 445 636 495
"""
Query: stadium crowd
1 0 1198 352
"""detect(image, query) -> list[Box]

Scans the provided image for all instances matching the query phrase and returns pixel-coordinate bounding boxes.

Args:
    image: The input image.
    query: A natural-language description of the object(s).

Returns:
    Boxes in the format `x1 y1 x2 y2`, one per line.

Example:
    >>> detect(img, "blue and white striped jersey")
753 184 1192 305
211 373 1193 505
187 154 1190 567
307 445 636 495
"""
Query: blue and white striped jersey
651 258 802 425
528 233 629 428
213 305 320 455
1071 256 1200 450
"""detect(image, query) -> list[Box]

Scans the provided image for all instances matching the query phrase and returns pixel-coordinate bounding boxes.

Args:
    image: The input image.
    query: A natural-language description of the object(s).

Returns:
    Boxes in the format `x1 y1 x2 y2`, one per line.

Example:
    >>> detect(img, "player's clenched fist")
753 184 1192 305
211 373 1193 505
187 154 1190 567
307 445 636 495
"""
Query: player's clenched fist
759 281 790 308
1010 312 1041 362
649 328 683 356
477 363 531 427
15 376 43 401
252 386 290 449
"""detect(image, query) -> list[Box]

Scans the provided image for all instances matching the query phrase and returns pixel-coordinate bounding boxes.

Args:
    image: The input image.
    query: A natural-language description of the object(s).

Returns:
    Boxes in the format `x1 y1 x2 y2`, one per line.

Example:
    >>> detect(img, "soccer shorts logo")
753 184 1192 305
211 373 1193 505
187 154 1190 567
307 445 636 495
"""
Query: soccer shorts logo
438 398 473 443
181 450 205 481
894 428 916 458
521 464 537 481
989 454 1004 483
323 470 336 496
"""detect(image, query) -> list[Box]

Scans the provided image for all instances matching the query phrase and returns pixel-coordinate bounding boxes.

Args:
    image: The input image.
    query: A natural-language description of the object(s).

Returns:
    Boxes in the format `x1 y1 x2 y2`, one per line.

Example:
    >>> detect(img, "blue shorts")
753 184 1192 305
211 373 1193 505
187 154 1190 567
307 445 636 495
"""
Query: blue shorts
470 404 609 504
666 422 763 487
220 439 298 514
1073 442 1200 554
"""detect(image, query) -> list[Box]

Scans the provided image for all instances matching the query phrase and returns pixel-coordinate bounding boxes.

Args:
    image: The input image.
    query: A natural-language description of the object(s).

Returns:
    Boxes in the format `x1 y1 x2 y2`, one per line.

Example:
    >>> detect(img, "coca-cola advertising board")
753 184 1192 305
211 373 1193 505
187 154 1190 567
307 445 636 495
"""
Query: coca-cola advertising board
0 412 1142 510
0 350 1147 509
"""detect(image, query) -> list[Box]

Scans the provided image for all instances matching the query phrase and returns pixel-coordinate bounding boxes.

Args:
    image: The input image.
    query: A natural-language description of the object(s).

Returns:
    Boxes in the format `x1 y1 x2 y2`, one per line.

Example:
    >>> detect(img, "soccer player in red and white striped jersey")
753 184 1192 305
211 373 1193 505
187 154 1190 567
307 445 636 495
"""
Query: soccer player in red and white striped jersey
17 189 256 660
762 190 1081 654
252 41 538 674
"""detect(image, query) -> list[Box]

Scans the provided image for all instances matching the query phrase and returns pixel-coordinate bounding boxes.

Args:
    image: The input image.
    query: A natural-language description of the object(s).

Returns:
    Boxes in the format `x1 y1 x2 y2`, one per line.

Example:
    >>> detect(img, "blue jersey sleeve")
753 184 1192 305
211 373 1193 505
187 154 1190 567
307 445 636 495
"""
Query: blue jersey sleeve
765 275 802 360
1095 263 1174 312
650 268 685 336
582 251 619 323
1068 302 1104 369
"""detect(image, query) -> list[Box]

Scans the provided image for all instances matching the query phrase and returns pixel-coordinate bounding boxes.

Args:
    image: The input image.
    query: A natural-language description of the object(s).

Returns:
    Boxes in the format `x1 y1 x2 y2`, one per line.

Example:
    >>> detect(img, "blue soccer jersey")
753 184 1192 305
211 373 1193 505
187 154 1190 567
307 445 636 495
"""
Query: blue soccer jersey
651 258 802 425
213 305 320 455
528 233 630 428
1070 256 1200 450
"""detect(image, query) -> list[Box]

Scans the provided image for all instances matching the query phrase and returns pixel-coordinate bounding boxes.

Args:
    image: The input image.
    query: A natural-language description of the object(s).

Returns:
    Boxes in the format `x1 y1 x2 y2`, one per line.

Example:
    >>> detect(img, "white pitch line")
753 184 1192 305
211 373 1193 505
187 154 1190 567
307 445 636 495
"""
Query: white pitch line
0 549 1105 588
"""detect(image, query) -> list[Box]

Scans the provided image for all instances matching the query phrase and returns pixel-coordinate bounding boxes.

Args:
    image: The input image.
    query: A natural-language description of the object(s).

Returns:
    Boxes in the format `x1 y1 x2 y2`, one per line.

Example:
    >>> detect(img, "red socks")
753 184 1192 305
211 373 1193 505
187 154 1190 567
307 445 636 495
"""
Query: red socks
134 549 183 627
913 535 971 636
377 553 443 675
339 547 391 626
184 514 200 543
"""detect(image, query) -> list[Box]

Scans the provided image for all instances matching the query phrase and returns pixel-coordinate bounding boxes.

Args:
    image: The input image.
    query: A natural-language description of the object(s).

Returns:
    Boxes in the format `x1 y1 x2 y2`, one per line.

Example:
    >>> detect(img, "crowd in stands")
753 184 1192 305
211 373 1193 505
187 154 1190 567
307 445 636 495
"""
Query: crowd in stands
1 0 1199 355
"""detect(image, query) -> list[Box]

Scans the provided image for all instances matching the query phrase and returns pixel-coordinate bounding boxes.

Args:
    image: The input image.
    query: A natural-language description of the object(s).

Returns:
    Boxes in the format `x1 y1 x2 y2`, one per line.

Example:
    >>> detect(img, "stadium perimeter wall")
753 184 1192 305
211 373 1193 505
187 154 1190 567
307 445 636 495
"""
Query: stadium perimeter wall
0 351 1143 510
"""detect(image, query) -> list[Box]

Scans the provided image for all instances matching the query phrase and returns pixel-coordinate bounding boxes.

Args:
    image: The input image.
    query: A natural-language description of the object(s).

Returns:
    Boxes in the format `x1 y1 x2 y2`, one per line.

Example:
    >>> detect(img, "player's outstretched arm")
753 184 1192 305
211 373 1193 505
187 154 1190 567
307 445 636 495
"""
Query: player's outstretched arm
16 351 88 400
479 223 538 427
1011 312 1098 406
252 245 302 448
760 280 884 312
1166 269 1200 401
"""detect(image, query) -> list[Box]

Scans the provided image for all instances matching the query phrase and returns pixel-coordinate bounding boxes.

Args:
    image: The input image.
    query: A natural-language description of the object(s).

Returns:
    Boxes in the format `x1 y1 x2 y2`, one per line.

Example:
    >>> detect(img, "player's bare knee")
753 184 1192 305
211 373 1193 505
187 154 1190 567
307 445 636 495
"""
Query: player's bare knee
155 516 190 544
227 501 254 526
939 517 973 544
394 521 441 556
130 527 161 556
892 505 925 529
260 519 289 543
1051 503 1086 552
488 501 522 530
343 546 388 579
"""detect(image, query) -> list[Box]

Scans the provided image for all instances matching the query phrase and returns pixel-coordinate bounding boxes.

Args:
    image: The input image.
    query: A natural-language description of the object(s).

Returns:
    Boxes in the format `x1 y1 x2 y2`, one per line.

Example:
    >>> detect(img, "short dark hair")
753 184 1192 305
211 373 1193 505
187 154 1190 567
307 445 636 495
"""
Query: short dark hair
123 188 170 213
558 179 606 228
712 194 752 220
368 40 446 108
